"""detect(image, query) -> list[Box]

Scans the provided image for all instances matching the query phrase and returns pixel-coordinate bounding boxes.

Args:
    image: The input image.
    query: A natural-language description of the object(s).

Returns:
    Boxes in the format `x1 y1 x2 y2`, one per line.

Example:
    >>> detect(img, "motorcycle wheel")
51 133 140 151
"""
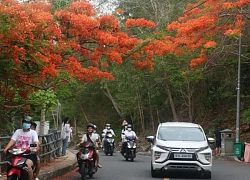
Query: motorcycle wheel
7 175 18 180
80 164 86 180
110 147 114 156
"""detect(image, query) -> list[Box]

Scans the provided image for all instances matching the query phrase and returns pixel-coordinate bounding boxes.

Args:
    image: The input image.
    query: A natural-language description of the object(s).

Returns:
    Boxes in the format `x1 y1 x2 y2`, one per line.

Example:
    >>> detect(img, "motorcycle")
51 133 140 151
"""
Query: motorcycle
7 144 37 180
77 142 98 180
104 133 115 156
123 137 137 162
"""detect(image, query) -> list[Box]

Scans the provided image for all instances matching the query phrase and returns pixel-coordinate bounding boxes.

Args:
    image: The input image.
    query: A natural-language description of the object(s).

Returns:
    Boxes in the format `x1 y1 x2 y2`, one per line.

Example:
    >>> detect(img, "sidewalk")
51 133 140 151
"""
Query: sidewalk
0 149 78 180
39 149 77 180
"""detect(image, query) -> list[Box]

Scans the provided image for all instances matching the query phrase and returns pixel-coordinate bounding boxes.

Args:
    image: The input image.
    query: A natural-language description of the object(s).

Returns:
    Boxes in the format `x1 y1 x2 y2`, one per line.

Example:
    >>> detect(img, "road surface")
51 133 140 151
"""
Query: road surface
56 152 250 180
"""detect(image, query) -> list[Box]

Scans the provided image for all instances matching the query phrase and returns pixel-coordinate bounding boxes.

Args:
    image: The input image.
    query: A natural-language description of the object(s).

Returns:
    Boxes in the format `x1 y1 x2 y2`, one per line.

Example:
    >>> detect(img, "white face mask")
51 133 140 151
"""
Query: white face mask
127 128 132 131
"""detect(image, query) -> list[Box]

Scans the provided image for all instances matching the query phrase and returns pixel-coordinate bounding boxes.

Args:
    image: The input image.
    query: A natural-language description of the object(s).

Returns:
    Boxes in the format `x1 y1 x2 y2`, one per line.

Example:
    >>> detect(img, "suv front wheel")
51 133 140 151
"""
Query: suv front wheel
203 172 211 179
151 163 158 178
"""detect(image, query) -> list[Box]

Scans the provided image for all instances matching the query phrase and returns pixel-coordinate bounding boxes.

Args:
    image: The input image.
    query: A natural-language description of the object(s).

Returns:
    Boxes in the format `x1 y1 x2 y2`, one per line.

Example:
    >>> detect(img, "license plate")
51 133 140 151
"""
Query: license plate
174 154 192 159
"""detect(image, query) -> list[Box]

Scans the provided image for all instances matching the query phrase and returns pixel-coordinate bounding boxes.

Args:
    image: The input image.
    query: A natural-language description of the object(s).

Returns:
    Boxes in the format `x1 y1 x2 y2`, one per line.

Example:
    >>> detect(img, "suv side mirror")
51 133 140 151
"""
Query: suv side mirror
207 137 215 144
146 136 154 143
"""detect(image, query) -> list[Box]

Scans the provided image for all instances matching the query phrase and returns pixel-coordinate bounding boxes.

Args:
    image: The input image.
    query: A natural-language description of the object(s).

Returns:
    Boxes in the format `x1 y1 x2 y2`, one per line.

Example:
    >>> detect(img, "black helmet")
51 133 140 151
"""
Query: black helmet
93 125 97 130
23 116 33 123
87 123 95 129
31 122 37 129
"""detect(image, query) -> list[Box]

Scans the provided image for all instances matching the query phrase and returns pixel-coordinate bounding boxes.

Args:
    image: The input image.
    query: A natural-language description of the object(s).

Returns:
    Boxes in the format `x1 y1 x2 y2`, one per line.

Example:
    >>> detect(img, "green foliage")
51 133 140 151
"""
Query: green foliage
29 89 59 108
51 0 73 12
243 108 250 122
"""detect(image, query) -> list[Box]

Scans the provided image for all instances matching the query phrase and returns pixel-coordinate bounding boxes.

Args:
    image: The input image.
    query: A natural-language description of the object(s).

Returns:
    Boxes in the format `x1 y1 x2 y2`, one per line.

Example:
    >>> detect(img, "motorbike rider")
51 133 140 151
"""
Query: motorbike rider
4 116 39 180
121 124 138 155
77 124 102 168
102 124 115 151
93 125 101 146
121 122 128 140
30 122 41 180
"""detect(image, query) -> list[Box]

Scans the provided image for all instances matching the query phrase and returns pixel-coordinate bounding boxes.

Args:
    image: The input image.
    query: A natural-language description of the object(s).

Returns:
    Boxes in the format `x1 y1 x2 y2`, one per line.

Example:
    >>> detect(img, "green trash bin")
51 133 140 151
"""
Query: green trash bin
234 142 244 158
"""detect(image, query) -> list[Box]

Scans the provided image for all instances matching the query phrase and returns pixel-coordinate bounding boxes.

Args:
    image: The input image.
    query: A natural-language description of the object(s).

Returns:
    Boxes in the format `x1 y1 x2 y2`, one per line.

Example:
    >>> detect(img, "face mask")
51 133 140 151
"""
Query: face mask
23 123 31 130
93 130 96 133
127 128 132 131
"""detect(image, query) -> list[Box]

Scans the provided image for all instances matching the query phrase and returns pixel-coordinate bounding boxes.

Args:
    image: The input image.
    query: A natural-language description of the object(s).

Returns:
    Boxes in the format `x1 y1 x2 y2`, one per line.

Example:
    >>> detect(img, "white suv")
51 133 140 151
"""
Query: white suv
146 122 214 179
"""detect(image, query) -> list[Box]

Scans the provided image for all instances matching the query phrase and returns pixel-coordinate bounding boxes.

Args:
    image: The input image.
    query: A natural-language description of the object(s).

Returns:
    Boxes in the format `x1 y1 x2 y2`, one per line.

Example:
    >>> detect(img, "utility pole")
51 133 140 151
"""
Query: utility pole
236 33 242 143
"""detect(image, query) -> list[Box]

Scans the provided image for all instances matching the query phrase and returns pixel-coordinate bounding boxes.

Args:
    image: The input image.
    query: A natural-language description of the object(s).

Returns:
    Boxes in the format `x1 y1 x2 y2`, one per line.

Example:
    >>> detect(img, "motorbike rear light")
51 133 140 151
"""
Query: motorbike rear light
154 151 161 160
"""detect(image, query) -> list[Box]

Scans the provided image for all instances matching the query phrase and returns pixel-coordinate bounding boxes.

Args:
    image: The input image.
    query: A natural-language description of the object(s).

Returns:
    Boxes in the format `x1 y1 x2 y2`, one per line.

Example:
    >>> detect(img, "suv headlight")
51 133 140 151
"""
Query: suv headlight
154 151 161 160
204 153 212 162
156 145 171 151
196 146 209 153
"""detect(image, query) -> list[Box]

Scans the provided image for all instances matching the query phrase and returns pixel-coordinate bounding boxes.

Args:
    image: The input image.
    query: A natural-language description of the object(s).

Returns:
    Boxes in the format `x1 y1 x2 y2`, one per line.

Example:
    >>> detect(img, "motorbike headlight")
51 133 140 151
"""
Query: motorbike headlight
127 143 131 148
133 143 136 148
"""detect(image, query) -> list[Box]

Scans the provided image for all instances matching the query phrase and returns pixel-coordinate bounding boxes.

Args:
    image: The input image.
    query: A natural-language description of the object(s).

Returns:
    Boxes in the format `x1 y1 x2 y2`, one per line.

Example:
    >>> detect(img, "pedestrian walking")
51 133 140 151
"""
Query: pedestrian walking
214 124 222 156
68 127 73 146
61 117 70 157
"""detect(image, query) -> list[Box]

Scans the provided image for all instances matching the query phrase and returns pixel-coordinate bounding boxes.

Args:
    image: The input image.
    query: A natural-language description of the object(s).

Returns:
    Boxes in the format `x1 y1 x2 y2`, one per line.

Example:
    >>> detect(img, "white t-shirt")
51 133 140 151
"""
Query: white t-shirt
61 123 70 139
11 129 39 149
102 129 115 137
124 130 136 141
81 133 99 143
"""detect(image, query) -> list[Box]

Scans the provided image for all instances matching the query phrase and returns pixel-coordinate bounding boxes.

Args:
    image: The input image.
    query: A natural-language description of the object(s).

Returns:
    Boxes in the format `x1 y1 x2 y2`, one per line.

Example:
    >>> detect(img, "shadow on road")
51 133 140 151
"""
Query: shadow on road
160 172 205 179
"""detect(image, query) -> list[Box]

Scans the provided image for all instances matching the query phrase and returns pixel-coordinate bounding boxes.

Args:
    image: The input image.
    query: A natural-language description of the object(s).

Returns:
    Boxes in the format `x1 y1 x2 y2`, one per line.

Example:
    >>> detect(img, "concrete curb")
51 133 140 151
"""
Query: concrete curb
39 149 78 180
39 162 78 180
137 152 151 156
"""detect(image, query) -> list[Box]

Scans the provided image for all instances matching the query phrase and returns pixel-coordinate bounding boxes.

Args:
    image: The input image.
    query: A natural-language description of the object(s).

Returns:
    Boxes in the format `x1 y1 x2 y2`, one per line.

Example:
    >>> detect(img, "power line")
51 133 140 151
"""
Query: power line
184 0 208 14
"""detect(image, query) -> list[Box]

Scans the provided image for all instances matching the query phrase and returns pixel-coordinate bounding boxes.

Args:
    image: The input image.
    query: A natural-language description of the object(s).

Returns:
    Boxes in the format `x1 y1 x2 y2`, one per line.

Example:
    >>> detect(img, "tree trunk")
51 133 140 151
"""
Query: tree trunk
186 79 194 122
148 91 155 133
164 81 178 121
156 108 160 124
40 104 46 136
74 116 77 140
102 85 123 118
80 105 89 123
136 89 145 135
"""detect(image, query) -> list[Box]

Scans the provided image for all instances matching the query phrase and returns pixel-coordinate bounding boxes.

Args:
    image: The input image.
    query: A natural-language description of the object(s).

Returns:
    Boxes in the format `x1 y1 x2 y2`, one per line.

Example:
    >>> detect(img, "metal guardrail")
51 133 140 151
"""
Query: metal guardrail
0 130 62 175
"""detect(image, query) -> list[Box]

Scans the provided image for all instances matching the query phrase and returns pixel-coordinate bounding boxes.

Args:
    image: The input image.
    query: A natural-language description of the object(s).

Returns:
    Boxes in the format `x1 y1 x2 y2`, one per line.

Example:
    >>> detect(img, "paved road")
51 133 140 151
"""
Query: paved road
57 152 250 180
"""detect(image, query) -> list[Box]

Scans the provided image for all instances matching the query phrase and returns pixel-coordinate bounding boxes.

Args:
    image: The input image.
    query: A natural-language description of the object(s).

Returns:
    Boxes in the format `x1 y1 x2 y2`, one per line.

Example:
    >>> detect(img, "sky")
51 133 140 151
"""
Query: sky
88 0 119 14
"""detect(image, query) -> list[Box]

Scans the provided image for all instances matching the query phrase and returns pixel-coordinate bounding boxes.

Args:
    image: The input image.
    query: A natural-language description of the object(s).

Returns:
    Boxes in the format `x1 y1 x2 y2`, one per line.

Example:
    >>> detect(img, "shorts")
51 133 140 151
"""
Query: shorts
216 140 221 148
23 154 37 166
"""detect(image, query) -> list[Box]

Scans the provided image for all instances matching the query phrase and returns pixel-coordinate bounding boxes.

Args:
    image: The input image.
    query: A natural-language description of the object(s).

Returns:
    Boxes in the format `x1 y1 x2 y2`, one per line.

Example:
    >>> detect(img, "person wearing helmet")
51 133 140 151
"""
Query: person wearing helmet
102 124 115 151
121 122 128 140
77 124 102 168
30 122 41 180
4 116 39 180
121 124 138 155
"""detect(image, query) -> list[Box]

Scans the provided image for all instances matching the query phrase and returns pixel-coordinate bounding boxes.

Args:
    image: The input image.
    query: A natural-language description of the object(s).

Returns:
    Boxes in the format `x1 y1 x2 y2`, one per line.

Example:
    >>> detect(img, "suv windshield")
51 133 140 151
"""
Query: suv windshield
158 126 206 141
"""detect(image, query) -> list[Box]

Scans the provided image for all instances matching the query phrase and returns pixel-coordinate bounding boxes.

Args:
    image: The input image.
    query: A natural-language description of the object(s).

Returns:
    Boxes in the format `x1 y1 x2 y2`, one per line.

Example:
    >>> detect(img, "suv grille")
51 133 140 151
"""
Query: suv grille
168 148 198 161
